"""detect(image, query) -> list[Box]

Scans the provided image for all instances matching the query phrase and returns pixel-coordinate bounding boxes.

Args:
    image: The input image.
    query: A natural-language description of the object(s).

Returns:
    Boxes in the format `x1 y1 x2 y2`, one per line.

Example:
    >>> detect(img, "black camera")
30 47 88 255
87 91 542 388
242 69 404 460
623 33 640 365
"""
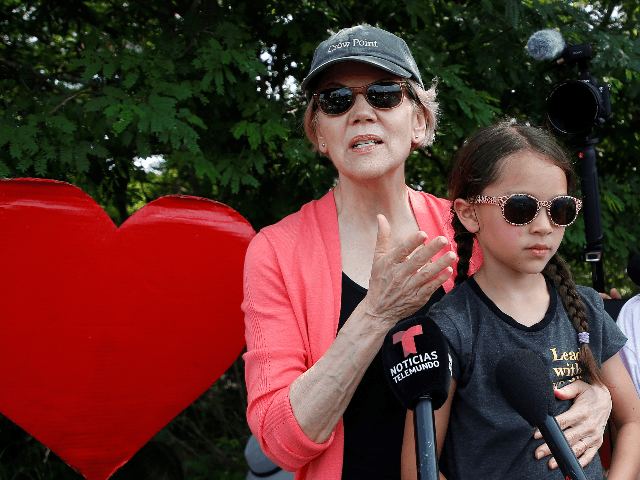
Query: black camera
547 79 612 135
529 32 613 291
545 44 612 135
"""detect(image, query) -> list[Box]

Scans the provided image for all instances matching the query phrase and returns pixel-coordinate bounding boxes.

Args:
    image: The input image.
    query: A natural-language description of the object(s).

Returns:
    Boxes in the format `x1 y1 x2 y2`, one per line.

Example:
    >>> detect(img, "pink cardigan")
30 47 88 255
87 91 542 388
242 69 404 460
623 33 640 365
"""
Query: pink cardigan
242 187 481 479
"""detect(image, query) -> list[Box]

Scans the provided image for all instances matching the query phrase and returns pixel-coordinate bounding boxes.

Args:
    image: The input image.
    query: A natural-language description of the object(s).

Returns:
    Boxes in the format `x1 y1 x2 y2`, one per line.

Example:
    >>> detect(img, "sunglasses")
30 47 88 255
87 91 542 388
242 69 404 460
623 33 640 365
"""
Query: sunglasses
469 194 582 227
313 81 411 116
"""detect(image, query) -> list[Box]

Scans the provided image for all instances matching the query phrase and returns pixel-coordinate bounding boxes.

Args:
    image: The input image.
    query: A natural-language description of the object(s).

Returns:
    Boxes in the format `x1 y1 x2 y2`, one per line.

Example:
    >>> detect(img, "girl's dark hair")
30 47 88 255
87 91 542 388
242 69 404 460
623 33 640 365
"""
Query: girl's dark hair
448 121 603 385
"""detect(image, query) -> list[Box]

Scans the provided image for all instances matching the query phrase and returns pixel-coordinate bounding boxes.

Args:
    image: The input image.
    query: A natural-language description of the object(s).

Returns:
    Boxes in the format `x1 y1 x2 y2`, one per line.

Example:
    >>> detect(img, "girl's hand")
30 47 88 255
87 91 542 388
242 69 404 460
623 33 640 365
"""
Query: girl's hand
364 214 455 331
534 380 611 468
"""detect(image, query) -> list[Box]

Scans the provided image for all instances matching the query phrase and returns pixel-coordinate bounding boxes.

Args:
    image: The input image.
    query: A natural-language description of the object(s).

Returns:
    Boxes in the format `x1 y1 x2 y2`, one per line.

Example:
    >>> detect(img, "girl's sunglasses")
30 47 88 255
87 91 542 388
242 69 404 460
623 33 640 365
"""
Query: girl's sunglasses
469 194 582 227
313 81 410 116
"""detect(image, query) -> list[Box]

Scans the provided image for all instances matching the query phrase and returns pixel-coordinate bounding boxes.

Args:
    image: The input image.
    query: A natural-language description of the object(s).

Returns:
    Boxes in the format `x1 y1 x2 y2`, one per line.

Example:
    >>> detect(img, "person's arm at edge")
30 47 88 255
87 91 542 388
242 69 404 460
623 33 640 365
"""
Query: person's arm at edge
619 344 640 397
618 300 640 398
600 353 640 480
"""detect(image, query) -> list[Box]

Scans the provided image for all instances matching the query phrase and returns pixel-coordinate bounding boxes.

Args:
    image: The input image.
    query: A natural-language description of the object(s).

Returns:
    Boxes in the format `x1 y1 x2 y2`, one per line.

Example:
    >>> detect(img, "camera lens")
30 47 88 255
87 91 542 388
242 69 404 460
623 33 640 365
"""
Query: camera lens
547 80 602 135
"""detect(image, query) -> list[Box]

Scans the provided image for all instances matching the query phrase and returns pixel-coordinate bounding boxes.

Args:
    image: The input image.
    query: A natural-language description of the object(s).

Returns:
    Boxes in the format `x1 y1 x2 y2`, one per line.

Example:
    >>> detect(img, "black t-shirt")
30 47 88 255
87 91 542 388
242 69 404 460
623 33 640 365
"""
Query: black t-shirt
430 277 626 480
338 273 445 480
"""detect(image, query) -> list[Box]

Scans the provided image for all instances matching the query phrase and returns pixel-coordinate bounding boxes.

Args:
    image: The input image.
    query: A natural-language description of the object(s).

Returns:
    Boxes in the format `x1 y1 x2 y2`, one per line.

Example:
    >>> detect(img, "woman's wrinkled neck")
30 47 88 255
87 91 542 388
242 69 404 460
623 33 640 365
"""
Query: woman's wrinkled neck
333 169 417 235
333 168 419 288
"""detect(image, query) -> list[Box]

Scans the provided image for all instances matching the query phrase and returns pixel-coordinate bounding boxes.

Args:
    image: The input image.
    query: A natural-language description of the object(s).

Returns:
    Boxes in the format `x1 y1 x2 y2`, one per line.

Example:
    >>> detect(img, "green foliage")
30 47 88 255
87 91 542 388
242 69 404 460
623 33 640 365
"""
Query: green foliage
5 1 635 263
400 1 640 293
2 0 640 476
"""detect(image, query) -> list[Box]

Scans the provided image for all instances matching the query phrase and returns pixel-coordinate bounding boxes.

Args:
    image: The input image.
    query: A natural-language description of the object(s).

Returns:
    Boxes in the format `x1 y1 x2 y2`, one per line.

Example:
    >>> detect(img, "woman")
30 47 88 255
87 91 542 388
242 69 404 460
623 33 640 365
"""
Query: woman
242 24 612 480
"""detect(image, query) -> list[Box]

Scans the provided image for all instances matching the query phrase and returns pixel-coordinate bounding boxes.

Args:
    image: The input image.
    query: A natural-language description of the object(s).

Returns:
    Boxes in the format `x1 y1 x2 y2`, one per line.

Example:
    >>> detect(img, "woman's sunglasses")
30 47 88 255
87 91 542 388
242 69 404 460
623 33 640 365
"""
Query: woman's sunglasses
313 81 411 116
469 194 582 227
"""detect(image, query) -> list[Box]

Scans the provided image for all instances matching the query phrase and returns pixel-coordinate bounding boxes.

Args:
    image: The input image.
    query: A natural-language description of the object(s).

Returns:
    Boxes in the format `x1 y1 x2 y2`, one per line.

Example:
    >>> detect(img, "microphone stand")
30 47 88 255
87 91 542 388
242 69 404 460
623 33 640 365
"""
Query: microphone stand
546 52 610 294
576 136 605 293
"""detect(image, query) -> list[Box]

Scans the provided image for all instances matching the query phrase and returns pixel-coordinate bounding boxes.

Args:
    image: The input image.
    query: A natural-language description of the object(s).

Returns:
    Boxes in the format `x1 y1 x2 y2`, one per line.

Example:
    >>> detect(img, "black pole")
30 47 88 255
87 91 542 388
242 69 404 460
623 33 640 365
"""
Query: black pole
575 137 605 293
538 415 588 480
413 395 439 480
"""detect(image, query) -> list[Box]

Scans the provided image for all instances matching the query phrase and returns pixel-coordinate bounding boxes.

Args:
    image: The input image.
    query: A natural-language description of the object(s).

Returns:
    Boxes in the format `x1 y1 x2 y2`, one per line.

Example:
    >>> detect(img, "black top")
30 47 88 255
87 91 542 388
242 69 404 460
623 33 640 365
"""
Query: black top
429 276 626 480
338 272 445 479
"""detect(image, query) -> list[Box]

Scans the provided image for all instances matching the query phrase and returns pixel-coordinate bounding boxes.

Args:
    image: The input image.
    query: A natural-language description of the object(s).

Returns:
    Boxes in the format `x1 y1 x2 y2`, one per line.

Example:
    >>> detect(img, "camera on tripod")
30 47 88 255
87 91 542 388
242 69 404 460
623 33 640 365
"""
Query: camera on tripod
544 43 612 135
528 29 614 291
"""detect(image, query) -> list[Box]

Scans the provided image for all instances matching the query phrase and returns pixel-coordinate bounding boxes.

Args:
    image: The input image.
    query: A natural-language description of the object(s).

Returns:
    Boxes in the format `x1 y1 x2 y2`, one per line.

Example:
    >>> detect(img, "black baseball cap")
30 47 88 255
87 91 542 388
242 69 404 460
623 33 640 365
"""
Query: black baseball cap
301 25 424 92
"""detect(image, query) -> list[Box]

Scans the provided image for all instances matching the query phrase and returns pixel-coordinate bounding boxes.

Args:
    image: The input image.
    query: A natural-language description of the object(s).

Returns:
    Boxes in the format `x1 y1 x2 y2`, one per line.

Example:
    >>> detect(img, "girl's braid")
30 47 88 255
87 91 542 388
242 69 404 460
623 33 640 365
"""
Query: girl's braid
543 253 603 385
451 206 475 286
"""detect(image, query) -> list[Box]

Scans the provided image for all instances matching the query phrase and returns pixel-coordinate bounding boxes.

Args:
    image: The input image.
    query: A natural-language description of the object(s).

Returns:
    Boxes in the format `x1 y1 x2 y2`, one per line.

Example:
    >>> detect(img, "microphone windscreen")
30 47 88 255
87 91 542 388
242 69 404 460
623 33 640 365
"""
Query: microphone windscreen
526 29 566 60
628 253 640 287
495 349 556 427
382 315 451 410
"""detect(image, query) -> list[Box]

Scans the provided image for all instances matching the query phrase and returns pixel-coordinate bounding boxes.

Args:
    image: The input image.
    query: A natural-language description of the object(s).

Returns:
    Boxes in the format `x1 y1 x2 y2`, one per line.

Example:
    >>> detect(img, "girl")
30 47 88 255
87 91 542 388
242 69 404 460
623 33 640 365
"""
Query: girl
401 121 640 480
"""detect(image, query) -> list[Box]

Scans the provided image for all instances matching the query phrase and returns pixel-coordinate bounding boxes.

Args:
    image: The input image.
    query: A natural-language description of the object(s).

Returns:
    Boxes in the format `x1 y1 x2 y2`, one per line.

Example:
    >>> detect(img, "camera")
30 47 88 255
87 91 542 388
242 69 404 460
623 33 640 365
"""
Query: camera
544 44 612 135
528 31 613 291
547 78 612 135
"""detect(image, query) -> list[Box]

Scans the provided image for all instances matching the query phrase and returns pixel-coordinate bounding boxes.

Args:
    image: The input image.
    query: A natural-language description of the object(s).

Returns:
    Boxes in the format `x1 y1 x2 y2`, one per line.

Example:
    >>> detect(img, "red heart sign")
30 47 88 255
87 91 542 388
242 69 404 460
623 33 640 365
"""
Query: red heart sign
0 178 255 480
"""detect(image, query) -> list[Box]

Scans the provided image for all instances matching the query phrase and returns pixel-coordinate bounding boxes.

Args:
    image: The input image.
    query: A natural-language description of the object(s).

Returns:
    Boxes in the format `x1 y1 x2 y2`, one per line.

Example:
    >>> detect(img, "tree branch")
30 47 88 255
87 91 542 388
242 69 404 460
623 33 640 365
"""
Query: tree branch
49 91 84 114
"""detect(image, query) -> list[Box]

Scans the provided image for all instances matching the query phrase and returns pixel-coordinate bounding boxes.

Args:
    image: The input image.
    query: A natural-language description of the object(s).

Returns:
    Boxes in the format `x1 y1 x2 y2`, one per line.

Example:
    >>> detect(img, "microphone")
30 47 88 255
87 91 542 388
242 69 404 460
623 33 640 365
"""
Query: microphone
527 29 566 60
495 349 587 480
527 29 594 74
382 315 451 480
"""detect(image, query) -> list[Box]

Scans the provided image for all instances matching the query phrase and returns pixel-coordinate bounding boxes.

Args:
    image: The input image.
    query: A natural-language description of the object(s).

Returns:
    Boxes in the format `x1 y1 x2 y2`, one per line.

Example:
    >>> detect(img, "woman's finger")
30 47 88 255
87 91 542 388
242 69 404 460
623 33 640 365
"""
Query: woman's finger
547 437 598 470
410 250 456 286
373 214 393 262
396 236 450 278
538 434 599 470
554 381 610 438
413 265 454 298
407 235 448 263
576 438 598 468
380 224 448 266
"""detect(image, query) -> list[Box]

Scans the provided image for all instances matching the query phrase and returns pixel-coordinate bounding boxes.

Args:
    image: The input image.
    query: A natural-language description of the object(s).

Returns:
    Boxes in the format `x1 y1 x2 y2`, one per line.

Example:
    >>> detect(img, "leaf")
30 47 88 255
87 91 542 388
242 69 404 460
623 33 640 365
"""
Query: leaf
103 60 120 79
123 72 139 89
91 144 110 158
0 159 10 178
60 145 74 164
194 155 220 183
49 115 77 134
456 98 473 118
136 135 151 159
34 153 48 176
84 96 111 112
223 66 237 84
241 173 259 188
9 140 23 161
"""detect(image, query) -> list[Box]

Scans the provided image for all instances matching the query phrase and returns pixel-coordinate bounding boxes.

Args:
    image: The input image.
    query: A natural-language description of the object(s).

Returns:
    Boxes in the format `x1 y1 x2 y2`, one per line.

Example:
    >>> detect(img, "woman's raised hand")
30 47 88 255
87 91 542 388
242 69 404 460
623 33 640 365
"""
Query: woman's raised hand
364 214 455 331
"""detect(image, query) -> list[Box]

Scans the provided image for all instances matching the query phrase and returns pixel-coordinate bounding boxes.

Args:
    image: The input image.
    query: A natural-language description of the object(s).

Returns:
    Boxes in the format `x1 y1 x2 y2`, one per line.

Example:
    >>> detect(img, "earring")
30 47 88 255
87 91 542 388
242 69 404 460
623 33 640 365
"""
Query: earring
322 143 325 147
